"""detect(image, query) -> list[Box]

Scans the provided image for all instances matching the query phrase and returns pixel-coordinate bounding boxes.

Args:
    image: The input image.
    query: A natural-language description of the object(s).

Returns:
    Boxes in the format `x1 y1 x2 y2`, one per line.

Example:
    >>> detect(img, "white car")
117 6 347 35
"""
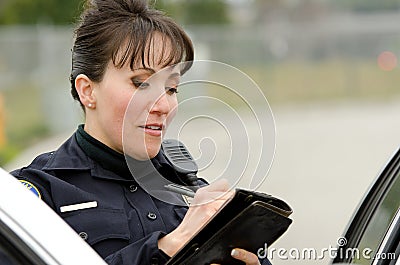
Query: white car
0 168 106 265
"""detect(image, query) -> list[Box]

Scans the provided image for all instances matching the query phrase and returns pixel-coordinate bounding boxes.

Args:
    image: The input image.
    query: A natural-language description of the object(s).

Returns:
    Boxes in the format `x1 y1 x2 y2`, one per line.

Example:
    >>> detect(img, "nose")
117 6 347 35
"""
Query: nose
150 92 171 115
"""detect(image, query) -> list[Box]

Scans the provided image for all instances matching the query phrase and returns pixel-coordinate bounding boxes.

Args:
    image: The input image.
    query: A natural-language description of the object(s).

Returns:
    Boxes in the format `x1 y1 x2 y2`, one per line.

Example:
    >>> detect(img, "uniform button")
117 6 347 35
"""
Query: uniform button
79 232 88 241
129 184 137 193
147 212 157 220
151 257 159 265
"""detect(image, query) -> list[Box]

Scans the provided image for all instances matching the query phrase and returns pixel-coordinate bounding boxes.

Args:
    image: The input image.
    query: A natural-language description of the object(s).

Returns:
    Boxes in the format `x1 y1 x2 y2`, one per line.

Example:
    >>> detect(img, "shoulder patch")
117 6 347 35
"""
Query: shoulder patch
19 180 42 199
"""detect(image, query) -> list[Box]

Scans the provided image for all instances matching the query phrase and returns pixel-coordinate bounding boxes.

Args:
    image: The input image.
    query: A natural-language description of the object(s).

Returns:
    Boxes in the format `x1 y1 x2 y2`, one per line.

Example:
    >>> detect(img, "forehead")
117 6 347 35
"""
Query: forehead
144 33 174 69
116 31 177 72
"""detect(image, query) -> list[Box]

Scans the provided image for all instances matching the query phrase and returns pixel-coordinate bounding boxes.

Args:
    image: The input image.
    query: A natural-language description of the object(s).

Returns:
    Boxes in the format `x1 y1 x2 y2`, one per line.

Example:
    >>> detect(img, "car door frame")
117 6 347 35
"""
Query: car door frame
332 147 400 264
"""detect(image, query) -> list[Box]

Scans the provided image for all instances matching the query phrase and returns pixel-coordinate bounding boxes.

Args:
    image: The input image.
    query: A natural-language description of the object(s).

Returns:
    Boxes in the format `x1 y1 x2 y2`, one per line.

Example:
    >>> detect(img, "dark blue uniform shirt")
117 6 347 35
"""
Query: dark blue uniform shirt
11 126 191 265
11 125 271 265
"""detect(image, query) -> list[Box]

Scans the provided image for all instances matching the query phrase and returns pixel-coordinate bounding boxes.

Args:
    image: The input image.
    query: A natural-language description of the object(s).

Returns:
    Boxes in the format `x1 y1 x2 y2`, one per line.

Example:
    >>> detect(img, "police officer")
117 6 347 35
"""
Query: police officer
11 0 267 264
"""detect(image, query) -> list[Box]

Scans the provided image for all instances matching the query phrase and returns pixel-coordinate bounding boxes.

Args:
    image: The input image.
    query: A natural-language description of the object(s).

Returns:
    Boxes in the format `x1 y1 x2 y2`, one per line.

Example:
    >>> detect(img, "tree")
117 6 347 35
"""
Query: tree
155 0 230 25
0 0 83 25
182 0 230 25
1 0 230 26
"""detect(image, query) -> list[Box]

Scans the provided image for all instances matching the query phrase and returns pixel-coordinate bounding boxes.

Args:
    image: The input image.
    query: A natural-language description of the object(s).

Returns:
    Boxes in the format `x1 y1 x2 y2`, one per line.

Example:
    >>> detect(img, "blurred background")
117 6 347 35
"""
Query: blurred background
1 0 400 264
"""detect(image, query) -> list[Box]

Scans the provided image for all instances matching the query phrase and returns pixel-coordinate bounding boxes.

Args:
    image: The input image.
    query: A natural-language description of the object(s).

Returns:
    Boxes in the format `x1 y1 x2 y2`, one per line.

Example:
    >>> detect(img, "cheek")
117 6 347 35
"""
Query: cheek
111 95 132 147
119 97 132 120
111 91 135 122
166 99 178 125
126 92 148 117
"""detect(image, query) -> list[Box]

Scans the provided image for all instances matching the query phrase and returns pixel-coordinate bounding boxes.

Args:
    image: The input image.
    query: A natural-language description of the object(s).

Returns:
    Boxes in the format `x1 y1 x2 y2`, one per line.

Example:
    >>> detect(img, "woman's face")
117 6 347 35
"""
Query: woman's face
85 38 180 160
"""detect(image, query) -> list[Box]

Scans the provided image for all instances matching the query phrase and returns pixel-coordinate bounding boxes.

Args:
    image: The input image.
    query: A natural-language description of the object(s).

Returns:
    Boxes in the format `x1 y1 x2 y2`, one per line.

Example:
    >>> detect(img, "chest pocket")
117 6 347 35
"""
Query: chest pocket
62 208 130 258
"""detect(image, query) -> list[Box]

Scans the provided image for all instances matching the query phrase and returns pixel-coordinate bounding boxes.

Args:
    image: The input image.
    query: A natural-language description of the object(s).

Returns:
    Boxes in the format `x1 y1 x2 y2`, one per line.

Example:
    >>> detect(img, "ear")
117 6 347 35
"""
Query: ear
75 74 96 109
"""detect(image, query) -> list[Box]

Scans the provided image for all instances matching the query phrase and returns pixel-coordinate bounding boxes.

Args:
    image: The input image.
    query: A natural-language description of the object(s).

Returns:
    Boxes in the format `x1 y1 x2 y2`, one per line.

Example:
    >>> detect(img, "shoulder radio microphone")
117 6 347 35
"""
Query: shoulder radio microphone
161 139 200 196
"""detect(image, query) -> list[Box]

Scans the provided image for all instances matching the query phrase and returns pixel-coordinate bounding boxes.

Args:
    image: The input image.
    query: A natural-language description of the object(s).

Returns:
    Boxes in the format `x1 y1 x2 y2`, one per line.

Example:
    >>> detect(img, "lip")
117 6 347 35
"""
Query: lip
139 123 164 137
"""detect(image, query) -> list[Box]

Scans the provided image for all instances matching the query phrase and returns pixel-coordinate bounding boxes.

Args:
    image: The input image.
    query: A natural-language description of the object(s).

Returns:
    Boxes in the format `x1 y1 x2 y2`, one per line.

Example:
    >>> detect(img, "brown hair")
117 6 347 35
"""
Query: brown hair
70 0 194 107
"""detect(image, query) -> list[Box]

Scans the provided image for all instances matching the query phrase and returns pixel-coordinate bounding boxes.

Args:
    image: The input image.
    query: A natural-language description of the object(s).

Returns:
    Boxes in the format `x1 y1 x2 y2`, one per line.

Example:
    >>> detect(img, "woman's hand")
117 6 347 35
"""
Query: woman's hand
158 181 262 264
158 179 234 256
210 248 261 265
230 248 261 265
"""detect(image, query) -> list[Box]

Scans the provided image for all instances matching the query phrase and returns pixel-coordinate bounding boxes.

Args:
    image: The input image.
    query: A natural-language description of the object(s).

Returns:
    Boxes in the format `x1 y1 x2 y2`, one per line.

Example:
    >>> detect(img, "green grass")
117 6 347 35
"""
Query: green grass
0 85 50 165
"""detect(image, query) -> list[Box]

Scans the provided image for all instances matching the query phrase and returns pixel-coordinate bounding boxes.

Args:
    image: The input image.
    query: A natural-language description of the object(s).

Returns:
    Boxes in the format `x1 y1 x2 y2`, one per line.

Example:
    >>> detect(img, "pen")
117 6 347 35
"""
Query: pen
164 183 196 198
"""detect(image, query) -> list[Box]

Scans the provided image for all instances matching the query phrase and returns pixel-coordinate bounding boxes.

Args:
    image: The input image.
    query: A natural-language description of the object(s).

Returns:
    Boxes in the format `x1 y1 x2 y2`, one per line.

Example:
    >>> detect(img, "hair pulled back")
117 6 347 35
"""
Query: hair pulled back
70 0 194 107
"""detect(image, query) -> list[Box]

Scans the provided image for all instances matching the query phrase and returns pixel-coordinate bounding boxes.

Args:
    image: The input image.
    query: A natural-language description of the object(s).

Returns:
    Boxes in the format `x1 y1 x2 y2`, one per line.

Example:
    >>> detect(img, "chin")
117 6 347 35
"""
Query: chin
146 144 161 159
143 137 162 158
123 143 160 161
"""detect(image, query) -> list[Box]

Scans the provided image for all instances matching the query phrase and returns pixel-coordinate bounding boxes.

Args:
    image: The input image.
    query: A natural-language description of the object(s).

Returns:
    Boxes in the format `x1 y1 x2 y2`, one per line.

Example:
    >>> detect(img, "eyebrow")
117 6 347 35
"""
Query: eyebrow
133 67 181 78
133 67 156 74
168 72 181 79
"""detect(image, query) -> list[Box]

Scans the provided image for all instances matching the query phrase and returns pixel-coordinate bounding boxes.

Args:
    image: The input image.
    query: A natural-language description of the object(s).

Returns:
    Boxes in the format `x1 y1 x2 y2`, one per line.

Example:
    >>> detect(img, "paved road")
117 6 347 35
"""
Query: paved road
261 99 400 265
5 98 400 265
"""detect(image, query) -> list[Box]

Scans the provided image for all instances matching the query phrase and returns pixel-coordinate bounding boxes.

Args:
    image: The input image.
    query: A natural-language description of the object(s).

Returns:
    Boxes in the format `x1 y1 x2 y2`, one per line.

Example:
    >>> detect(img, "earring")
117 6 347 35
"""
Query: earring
88 103 93 108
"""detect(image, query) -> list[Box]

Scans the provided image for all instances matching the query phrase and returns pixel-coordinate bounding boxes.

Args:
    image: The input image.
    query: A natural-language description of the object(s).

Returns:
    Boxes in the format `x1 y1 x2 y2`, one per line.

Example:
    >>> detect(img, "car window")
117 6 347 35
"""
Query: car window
0 241 28 265
352 167 400 264
0 217 46 265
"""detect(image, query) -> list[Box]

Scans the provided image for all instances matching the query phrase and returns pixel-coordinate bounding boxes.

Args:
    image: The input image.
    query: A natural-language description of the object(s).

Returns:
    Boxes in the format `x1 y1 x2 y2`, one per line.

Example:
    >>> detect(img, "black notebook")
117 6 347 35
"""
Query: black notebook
166 189 293 265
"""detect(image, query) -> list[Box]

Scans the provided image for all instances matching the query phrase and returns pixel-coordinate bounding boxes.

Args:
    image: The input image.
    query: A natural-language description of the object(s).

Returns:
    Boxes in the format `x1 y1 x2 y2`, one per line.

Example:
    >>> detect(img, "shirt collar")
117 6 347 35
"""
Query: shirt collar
42 133 93 171
42 125 177 183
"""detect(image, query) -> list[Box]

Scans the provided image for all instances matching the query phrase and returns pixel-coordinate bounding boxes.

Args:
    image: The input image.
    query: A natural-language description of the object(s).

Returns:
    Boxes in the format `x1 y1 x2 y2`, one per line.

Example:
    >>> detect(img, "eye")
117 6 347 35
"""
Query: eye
132 80 150 89
165 76 180 95
165 86 179 95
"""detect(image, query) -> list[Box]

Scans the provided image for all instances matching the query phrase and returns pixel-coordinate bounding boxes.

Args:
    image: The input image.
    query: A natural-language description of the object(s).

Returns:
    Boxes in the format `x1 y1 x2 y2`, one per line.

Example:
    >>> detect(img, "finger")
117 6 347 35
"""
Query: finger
192 179 234 206
231 248 260 265
196 179 234 200
198 190 234 201
202 178 230 192
192 190 234 206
